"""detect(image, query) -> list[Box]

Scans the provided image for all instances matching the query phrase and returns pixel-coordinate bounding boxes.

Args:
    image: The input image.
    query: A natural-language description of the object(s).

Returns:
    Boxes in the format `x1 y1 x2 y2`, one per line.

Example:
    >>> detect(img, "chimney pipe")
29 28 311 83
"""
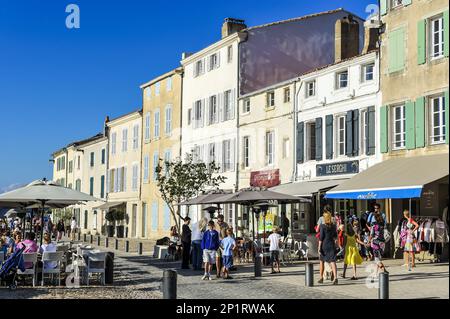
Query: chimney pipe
335 15 360 63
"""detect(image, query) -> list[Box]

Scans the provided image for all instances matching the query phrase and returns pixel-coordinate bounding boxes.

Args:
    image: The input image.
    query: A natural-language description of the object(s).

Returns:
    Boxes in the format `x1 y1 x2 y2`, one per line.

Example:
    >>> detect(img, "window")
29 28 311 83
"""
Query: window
227 45 233 63
336 71 348 89
145 87 151 100
101 149 106 164
122 129 128 152
208 143 215 164
111 132 117 155
361 63 375 82
166 76 172 91
208 53 219 71
77 156 81 170
360 110 368 154
90 152 95 167
209 95 218 124
391 0 403 9
243 99 250 113
68 161 73 173
132 164 139 191
337 116 346 156
61 157 65 170
89 177 94 196
142 203 147 238
306 81 316 98
153 152 159 181
75 179 81 192
194 100 202 128
392 105 406 150
306 123 316 161
222 140 231 171
165 105 172 135
109 169 115 192
154 109 160 138
284 87 291 103
430 15 444 59
118 166 126 192
429 95 446 144
267 91 275 108
194 60 203 77
68 183 73 189
144 112 151 141
243 136 250 168
155 82 160 96
143 155 149 183
164 149 171 166
100 175 105 198
283 138 290 159
133 125 139 150
224 90 232 120
265 131 275 165
187 108 192 126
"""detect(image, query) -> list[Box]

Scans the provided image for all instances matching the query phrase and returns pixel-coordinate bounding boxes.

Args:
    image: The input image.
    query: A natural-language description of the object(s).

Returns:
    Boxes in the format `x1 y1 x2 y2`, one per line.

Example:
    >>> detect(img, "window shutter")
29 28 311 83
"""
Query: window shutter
389 28 405 73
230 138 236 172
445 10 449 57
218 93 224 122
417 19 426 65
206 56 211 72
205 97 210 126
367 106 376 155
217 142 223 173
345 111 353 157
415 97 426 148
325 115 333 159
380 105 389 153
446 90 449 144
352 110 359 156
217 52 221 68
201 99 205 128
123 166 127 192
296 122 304 164
405 100 416 150
380 0 388 15
106 170 110 194
202 58 206 75
315 117 323 161
192 102 197 129
229 89 236 120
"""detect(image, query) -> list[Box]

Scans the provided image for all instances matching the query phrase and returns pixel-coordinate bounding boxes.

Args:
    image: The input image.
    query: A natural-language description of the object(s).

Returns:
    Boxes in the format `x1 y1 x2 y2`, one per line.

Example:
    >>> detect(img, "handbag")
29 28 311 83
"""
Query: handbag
383 229 391 242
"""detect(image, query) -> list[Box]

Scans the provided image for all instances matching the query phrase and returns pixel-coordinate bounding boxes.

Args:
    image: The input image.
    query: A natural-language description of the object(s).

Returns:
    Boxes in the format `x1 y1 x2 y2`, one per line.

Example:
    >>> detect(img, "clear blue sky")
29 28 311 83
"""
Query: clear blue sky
0 0 375 191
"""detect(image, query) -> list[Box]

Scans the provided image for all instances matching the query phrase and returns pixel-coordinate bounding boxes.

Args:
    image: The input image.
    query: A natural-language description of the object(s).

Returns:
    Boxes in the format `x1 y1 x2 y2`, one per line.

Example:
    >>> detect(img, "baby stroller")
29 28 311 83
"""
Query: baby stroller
0 245 26 290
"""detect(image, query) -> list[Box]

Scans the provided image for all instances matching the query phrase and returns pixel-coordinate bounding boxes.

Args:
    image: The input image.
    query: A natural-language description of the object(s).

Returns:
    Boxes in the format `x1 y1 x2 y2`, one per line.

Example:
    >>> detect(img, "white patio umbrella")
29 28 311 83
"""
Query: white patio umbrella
0 179 102 245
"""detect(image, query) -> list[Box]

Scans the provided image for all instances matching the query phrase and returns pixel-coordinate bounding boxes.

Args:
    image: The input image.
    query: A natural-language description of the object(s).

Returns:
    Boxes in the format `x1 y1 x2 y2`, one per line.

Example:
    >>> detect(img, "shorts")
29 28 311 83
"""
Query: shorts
270 251 280 263
222 256 233 270
203 249 216 264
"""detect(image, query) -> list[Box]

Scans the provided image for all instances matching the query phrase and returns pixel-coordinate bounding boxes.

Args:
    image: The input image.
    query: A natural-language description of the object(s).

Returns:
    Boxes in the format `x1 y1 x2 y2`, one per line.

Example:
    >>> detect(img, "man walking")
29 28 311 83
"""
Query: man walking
70 217 77 241
181 217 192 269
268 227 282 274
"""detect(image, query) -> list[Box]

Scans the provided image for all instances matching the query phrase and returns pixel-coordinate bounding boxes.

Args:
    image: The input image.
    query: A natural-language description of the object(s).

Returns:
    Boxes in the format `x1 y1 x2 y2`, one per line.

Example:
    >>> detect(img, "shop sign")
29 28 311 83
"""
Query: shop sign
316 161 359 177
250 169 280 188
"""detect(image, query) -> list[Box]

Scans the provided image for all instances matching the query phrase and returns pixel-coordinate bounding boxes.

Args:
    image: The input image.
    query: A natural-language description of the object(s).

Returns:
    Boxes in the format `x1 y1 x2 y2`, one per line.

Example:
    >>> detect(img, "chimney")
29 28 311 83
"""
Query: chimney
221 18 246 39
362 17 380 54
104 116 110 137
335 15 360 63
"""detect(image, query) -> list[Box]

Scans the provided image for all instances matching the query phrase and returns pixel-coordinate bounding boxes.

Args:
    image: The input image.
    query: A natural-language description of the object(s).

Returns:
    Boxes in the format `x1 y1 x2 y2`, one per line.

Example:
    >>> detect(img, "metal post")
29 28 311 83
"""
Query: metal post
115 239 119 250
138 242 143 255
78 232 81 241
97 236 101 246
83 234 87 242
162 269 177 299
105 237 109 248
254 253 262 277
125 240 129 253
305 262 314 287
90 235 93 244
379 272 389 299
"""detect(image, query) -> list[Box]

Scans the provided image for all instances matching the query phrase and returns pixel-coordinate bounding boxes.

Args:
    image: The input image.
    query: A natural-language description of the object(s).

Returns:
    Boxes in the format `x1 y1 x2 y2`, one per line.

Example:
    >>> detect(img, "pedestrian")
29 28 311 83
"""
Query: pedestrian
366 203 386 230
191 217 208 271
341 223 364 280
221 228 236 279
57 219 65 241
318 211 338 285
280 212 290 238
181 217 192 269
70 217 77 241
401 209 419 271
39 233 58 270
200 220 220 281
268 226 282 274
336 224 345 261
215 214 229 278
369 212 388 275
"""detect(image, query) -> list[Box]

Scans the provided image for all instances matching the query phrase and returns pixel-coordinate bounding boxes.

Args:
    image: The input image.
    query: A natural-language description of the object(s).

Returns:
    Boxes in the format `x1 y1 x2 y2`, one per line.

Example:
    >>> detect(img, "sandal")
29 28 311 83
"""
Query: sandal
332 279 338 285
350 276 358 280
317 278 324 284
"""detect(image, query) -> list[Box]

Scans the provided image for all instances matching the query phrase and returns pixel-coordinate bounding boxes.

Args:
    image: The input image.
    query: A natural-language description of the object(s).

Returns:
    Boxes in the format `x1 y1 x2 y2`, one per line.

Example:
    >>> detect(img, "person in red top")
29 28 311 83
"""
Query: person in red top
337 224 345 260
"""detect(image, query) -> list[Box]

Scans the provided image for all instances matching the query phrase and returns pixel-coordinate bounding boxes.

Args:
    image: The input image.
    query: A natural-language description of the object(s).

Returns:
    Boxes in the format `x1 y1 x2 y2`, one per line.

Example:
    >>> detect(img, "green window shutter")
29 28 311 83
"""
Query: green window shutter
415 97 426 148
444 10 449 57
380 0 388 16
417 19 427 65
325 115 334 159
403 0 412 6
405 101 416 150
446 90 449 144
367 106 376 155
297 122 304 163
315 117 323 161
389 28 406 73
380 105 389 153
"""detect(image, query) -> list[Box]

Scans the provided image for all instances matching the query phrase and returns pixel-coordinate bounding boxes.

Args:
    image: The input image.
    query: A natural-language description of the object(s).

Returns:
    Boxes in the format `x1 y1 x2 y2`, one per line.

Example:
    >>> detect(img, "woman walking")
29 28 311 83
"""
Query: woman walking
401 209 419 271
342 223 364 280
56 220 65 241
318 211 338 285
369 213 388 274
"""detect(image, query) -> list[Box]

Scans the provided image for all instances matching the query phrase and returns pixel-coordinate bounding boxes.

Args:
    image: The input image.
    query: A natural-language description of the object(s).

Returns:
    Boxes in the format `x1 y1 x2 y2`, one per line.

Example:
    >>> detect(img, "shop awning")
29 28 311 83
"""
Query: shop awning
325 154 449 200
271 179 348 197
94 202 125 210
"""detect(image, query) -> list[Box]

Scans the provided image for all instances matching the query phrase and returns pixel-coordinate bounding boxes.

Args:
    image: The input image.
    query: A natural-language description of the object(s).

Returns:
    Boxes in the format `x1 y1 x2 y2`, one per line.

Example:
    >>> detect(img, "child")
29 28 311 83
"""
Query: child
221 228 236 279
342 224 364 280
200 220 220 281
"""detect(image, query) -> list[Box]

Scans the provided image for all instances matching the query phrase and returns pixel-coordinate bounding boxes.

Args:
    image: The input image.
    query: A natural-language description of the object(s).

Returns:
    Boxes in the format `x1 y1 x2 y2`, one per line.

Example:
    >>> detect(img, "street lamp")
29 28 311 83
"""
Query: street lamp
202 206 221 220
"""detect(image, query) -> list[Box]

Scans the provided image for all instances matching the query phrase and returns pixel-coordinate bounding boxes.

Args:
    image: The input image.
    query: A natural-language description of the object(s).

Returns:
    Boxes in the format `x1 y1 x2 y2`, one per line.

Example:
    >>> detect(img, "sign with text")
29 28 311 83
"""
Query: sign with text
250 169 280 188
316 161 359 177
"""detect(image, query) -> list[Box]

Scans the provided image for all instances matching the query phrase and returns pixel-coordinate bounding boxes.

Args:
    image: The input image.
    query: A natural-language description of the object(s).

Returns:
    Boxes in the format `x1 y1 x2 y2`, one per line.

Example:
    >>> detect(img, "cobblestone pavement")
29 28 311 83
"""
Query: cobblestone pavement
1 244 448 299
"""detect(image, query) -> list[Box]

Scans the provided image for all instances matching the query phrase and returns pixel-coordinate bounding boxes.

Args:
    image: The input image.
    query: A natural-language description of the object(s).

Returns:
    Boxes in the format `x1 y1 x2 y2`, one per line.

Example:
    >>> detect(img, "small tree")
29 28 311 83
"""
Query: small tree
155 153 226 230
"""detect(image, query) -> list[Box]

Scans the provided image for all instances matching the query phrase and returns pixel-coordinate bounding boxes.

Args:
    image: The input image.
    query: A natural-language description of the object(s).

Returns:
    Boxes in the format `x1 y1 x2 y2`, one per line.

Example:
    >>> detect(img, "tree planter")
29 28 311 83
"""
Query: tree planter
116 225 124 238
106 225 115 237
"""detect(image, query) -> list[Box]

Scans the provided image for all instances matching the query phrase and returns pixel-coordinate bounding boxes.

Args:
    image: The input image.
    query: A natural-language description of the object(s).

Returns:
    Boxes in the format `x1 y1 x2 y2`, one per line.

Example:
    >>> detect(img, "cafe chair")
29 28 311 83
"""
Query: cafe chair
41 251 65 286
17 252 38 287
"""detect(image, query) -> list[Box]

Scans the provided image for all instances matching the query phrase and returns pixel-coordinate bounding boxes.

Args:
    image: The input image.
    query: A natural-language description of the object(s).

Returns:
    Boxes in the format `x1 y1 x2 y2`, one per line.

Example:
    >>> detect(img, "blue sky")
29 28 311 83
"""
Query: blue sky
0 0 375 191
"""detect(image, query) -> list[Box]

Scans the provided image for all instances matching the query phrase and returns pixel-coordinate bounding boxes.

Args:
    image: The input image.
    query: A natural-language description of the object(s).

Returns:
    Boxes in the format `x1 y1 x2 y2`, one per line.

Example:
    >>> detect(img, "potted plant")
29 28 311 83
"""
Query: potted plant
114 210 126 238
105 211 115 237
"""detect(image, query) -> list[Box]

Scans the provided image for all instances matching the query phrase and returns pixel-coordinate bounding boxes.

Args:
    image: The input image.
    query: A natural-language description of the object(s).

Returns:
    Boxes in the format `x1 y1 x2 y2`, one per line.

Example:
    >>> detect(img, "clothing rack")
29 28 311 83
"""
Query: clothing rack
413 216 444 263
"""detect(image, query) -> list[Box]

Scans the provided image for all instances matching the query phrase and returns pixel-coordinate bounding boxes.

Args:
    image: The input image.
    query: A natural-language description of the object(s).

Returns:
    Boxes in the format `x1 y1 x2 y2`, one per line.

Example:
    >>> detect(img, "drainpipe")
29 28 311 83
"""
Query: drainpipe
292 78 304 183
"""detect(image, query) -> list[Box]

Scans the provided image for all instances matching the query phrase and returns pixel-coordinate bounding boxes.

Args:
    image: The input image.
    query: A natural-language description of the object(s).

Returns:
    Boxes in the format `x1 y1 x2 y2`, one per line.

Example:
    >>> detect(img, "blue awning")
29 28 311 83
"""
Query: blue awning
325 154 448 200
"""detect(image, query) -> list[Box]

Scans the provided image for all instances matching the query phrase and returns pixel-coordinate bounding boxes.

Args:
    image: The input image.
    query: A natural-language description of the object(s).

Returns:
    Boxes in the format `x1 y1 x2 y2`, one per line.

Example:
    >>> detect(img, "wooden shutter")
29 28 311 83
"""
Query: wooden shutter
417 19 426 65
380 106 389 153
325 115 333 159
315 117 323 161
389 28 405 73
415 97 426 148
405 100 416 150
380 0 388 15
446 90 449 144
297 122 304 164
352 110 359 156
367 106 376 155
345 111 353 157
445 10 449 57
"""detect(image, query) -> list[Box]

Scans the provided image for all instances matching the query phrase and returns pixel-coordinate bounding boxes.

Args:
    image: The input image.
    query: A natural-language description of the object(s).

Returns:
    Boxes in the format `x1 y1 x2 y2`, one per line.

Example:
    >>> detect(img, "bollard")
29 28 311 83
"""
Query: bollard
90 235 93 244
125 240 129 253
105 237 109 248
97 236 101 246
305 262 314 287
83 234 87 242
162 269 177 299
379 272 389 299
78 232 81 241
138 242 143 255
115 239 119 250
254 253 262 277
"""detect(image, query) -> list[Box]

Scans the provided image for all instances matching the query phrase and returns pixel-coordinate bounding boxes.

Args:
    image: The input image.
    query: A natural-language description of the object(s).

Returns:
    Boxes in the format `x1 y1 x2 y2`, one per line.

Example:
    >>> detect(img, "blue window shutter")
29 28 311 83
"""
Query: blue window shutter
297 122 304 163
367 107 376 155
325 115 334 159
352 110 359 156
345 111 353 157
163 204 171 231
315 117 323 161
152 202 158 232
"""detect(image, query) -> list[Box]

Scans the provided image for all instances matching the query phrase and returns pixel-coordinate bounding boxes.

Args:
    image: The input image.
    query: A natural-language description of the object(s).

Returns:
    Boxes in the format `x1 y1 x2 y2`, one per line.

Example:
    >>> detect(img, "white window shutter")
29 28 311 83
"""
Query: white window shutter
230 89 236 120
201 99 206 128
205 97 210 126
192 102 197 129
230 138 235 172
123 166 127 192
217 52 221 68
193 64 197 78
202 58 206 75
218 93 224 122
106 170 110 194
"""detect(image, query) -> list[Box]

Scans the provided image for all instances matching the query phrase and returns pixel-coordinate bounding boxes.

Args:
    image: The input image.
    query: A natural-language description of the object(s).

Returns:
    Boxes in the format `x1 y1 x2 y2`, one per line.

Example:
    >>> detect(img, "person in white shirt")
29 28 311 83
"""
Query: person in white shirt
70 217 77 241
40 233 58 269
191 217 208 271
268 227 282 274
